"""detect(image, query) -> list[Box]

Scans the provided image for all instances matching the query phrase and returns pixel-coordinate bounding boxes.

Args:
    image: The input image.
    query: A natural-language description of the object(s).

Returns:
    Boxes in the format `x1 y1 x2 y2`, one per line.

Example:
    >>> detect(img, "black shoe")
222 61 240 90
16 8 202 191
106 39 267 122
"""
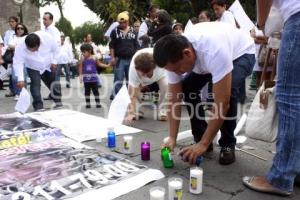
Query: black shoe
110 95 114 100
66 84 71 88
96 104 101 108
295 175 300 187
219 147 235 165
86 105 91 108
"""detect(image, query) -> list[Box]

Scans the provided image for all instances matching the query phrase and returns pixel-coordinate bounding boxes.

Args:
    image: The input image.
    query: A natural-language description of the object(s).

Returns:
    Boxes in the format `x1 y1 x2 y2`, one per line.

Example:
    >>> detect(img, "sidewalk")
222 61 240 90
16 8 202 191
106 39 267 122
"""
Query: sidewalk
0 75 299 200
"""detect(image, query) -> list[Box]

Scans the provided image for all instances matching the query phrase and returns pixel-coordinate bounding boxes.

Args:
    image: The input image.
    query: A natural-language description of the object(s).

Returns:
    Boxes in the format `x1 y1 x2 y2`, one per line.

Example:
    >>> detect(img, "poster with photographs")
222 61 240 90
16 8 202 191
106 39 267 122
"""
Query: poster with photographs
0 135 164 200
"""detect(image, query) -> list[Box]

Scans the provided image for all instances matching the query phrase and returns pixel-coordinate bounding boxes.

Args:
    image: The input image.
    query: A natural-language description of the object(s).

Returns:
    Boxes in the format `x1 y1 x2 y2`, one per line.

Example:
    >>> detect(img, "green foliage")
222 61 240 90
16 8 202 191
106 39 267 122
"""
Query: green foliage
73 22 106 45
31 0 65 18
55 17 74 46
82 0 150 27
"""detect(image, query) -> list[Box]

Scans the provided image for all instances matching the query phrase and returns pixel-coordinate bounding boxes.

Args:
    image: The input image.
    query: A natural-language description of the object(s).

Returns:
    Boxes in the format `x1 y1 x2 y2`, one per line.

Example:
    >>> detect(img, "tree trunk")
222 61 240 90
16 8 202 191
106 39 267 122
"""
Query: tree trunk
56 0 64 18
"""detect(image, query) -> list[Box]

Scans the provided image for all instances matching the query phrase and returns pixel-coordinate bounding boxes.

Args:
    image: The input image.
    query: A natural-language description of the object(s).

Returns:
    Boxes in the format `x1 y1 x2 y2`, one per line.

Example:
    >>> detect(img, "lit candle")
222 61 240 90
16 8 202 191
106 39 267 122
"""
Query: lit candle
189 167 203 194
141 142 150 161
123 135 133 154
168 178 183 200
150 186 165 200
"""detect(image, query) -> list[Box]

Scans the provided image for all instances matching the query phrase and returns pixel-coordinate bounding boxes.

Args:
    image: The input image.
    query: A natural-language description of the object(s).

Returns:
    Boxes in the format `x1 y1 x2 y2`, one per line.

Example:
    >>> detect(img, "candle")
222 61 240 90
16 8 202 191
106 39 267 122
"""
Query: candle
107 127 116 149
189 167 203 194
168 178 183 200
141 142 150 161
123 135 133 154
150 186 165 200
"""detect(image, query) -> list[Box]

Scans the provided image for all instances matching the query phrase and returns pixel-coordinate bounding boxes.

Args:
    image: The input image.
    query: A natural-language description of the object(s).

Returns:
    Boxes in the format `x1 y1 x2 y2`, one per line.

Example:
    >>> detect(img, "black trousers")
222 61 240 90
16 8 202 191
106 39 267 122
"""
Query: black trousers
84 82 100 105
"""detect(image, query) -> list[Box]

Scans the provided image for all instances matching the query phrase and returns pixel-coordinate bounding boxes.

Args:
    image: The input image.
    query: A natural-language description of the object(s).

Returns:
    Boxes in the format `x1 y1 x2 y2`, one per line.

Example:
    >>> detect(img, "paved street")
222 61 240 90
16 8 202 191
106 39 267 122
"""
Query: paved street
0 74 299 200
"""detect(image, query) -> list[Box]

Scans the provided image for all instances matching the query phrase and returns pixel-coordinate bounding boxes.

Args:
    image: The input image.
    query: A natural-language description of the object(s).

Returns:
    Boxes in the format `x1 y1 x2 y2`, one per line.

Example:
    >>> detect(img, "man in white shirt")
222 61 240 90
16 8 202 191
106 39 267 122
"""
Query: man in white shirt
57 33 73 88
14 31 62 111
42 12 61 45
243 0 300 196
153 22 255 165
138 5 159 48
124 48 167 124
3 16 18 46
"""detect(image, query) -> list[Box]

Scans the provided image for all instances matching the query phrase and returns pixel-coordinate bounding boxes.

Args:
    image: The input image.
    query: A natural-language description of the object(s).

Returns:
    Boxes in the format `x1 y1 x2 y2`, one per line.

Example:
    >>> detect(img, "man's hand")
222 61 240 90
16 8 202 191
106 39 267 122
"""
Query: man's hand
51 64 57 72
124 113 135 125
162 137 176 152
17 81 25 89
178 143 209 165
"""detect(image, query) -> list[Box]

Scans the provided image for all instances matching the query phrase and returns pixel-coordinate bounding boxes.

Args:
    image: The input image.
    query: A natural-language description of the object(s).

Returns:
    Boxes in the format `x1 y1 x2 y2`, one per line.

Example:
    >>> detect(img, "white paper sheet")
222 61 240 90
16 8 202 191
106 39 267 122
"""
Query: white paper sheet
184 20 194 33
15 88 31 114
108 85 131 125
69 169 165 200
229 0 255 33
0 65 8 80
27 109 142 142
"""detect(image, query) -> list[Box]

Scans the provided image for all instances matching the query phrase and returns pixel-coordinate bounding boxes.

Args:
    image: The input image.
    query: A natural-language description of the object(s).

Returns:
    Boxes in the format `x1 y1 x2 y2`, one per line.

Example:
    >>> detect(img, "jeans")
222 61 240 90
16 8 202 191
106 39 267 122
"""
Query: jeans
111 58 131 98
182 53 255 148
11 66 27 95
27 68 62 110
56 64 71 86
267 11 300 192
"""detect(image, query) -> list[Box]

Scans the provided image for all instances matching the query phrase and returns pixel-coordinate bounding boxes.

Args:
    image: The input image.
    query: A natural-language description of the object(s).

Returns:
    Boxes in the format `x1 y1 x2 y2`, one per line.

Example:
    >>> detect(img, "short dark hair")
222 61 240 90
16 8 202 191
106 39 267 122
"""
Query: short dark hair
25 33 40 49
14 23 28 36
8 16 18 23
44 12 54 20
134 52 155 73
211 0 227 7
153 34 190 68
148 4 159 12
157 9 171 25
190 17 199 24
80 43 94 54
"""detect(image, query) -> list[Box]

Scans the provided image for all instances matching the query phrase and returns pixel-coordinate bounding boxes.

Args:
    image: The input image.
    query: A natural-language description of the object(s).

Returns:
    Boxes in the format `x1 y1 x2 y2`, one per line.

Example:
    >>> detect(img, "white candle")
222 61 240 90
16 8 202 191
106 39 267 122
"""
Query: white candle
123 135 133 154
189 167 203 194
168 178 183 200
150 186 165 200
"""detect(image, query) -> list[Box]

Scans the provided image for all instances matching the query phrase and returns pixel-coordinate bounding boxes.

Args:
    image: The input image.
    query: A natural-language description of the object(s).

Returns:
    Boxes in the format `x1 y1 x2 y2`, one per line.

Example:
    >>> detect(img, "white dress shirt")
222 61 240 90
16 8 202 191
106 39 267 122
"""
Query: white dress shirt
0 36 3 44
13 31 60 81
104 22 119 38
57 42 73 64
3 29 15 46
42 24 61 46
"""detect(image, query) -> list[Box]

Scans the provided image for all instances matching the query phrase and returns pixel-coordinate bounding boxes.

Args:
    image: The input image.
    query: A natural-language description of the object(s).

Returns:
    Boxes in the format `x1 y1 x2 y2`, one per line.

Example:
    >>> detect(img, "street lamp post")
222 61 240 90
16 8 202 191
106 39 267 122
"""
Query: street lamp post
12 0 25 23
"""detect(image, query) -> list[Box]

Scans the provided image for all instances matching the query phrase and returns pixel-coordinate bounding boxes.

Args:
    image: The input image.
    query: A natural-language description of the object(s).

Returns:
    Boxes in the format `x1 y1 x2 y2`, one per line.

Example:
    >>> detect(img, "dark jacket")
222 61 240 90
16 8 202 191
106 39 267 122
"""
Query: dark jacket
109 26 139 59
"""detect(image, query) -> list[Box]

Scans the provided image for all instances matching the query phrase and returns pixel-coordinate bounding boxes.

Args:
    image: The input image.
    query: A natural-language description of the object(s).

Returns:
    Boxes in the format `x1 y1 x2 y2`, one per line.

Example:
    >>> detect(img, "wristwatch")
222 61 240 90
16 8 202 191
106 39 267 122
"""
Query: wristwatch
256 23 265 31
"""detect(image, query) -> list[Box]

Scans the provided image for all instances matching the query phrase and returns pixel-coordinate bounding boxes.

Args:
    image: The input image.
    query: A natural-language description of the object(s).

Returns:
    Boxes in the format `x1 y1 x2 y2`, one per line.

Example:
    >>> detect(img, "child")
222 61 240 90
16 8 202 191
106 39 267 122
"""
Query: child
79 43 109 108
172 23 183 35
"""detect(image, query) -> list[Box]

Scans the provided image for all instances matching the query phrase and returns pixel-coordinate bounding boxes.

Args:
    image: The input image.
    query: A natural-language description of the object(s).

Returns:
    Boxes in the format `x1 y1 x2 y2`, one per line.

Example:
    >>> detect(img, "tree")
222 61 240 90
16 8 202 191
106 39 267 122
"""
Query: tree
30 0 65 18
73 22 106 45
82 0 150 27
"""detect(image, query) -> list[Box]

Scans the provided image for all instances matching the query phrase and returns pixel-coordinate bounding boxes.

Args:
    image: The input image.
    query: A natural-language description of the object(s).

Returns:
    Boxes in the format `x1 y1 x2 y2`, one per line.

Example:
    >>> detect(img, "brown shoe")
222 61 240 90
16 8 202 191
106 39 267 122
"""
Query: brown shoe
243 176 291 196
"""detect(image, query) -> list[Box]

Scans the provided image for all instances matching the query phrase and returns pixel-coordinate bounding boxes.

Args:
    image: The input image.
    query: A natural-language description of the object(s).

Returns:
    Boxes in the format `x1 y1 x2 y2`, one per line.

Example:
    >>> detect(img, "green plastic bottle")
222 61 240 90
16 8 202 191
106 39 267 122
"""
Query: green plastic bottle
161 147 174 168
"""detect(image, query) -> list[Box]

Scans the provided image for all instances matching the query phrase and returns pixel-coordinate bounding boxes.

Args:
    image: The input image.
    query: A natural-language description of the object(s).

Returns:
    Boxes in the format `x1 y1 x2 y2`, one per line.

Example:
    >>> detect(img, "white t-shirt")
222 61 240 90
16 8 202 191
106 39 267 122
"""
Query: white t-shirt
220 10 236 27
129 48 166 87
273 0 300 23
167 22 255 84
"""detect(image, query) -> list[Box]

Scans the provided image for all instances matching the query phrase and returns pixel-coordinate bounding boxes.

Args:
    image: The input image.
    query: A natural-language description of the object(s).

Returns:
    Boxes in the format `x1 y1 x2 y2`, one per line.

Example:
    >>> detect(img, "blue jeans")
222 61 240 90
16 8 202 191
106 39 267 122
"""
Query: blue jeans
27 68 62 110
267 11 300 192
111 58 131 97
56 64 71 86
11 66 27 95
182 53 255 147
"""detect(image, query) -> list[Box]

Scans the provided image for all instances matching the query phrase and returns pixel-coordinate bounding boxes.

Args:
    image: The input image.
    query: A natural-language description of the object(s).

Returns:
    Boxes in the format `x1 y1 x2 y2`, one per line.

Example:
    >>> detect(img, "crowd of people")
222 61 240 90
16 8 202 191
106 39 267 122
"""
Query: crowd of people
0 0 299 197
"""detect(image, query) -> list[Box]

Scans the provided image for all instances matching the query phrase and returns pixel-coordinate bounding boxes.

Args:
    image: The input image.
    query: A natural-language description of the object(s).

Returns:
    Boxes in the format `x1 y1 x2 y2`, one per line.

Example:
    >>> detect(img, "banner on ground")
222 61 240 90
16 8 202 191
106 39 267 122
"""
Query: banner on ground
0 133 164 200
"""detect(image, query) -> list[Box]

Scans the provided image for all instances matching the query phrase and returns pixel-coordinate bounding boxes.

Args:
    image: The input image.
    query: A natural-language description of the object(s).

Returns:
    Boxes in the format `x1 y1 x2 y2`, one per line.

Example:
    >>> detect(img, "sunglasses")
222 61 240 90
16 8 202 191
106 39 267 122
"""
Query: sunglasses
17 27 24 30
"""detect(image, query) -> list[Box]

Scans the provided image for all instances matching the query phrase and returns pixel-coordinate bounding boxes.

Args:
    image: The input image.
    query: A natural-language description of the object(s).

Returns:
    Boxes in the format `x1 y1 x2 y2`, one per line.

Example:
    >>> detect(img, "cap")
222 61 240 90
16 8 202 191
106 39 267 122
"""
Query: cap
117 12 129 22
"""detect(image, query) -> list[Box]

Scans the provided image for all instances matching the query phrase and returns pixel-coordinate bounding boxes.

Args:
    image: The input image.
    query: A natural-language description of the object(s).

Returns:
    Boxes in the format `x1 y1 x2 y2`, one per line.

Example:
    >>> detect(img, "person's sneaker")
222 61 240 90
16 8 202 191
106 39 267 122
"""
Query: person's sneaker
5 92 15 97
86 105 91 109
219 147 235 165
53 104 63 109
14 95 19 101
96 104 102 108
